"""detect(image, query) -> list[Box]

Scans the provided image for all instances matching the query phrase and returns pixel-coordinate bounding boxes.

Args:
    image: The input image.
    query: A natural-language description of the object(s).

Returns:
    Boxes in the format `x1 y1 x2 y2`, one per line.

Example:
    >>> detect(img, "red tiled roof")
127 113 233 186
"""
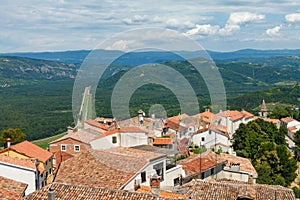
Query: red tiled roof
265 118 279 124
219 110 253 121
281 117 295 124
92 126 148 140
242 110 254 119
136 185 186 199
195 125 229 138
182 179 295 200
50 130 97 144
85 120 110 131
0 176 27 199
209 125 230 138
288 126 297 131
3 141 53 163
55 149 149 190
153 138 173 145
219 153 258 177
178 155 217 177
0 155 37 170
196 127 209 134
24 182 169 200
194 111 220 124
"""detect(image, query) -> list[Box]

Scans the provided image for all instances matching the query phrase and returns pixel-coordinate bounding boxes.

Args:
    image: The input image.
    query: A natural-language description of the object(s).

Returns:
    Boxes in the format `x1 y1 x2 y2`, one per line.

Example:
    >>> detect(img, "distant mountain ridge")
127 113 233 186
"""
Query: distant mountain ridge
2 49 300 65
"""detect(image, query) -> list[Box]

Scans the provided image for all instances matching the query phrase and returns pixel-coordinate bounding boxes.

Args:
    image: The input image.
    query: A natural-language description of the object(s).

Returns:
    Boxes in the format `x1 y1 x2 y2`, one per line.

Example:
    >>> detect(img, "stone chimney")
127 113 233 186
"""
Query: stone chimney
6 138 11 148
150 173 160 196
48 187 55 200
230 162 240 171
67 126 74 134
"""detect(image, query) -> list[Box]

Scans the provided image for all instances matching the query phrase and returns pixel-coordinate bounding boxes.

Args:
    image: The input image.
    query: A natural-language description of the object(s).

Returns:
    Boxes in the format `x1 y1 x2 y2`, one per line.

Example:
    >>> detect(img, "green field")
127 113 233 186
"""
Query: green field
31 132 67 149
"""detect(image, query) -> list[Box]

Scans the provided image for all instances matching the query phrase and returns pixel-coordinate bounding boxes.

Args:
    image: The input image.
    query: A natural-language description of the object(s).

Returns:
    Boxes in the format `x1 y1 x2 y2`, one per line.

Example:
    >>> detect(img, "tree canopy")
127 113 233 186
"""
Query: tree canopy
0 128 26 147
232 119 296 186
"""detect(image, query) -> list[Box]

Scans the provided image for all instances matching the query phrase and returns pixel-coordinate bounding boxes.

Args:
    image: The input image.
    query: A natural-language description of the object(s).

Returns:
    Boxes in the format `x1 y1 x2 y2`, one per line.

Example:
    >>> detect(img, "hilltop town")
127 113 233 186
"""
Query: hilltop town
0 100 299 199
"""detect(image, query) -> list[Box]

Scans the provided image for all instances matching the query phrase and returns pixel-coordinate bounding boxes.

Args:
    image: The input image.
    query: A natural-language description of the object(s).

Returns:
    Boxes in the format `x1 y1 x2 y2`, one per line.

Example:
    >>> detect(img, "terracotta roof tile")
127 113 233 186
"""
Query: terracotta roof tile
219 153 258 177
153 138 173 145
182 179 295 200
24 182 170 200
194 111 220 123
265 118 279 124
219 110 253 121
105 147 166 161
55 148 152 189
2 141 53 163
0 155 37 170
281 117 295 124
50 130 97 144
196 125 229 138
136 186 186 199
85 120 110 131
92 126 148 140
177 153 219 177
0 176 27 200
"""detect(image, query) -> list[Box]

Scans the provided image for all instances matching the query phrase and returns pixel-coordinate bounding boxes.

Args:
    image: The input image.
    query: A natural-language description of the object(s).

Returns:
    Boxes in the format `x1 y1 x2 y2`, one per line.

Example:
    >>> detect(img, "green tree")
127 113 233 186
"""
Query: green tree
295 130 300 146
292 187 300 198
0 128 26 147
233 120 297 186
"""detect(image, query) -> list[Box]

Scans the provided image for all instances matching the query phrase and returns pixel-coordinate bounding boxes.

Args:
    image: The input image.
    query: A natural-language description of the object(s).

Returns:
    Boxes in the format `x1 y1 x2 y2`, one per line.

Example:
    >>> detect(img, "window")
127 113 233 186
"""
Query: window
201 137 205 142
141 171 146 183
74 145 80 152
61 144 66 151
211 168 215 175
153 162 164 181
112 136 117 144
174 177 180 186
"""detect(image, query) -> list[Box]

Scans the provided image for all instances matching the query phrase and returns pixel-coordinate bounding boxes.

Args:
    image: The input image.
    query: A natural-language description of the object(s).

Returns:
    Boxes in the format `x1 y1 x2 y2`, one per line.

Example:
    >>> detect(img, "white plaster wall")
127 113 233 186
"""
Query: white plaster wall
287 120 300 128
121 133 148 147
162 165 183 187
192 130 229 151
0 162 36 195
90 133 119 150
123 157 167 191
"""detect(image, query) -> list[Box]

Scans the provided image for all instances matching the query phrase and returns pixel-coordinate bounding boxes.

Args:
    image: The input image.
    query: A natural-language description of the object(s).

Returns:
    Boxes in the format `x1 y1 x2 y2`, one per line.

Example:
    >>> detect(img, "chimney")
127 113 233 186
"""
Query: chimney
67 126 74 134
151 113 155 119
150 173 160 196
230 162 240 171
48 187 55 200
6 138 11 148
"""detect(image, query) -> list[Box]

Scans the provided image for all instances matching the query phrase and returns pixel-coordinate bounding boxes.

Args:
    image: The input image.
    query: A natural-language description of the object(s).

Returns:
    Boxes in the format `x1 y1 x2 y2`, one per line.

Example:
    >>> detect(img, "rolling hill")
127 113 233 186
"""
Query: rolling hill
0 50 300 141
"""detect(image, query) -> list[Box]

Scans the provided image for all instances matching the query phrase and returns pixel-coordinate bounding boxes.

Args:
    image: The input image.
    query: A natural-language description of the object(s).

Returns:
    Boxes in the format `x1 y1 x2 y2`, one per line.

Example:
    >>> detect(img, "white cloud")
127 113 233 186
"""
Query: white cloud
285 13 300 22
227 12 265 25
122 15 149 25
105 40 135 51
219 24 240 36
266 25 282 37
185 24 220 36
186 12 264 36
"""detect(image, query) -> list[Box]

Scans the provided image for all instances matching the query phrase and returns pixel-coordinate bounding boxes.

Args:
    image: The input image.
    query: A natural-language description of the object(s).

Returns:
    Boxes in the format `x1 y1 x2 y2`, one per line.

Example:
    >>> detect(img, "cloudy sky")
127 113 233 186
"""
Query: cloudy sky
1 0 300 52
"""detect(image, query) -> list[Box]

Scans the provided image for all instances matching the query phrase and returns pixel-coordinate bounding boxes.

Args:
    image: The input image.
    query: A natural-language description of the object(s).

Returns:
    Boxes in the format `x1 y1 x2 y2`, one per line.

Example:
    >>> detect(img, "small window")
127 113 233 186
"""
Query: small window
112 136 117 144
61 144 66 151
201 137 205 142
141 171 146 183
211 168 215 175
174 177 180 186
74 145 80 152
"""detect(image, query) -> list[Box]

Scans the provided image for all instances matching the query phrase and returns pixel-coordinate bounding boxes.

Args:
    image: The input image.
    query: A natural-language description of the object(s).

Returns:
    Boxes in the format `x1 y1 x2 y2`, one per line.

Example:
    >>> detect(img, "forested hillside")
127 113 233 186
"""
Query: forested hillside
1 54 300 140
